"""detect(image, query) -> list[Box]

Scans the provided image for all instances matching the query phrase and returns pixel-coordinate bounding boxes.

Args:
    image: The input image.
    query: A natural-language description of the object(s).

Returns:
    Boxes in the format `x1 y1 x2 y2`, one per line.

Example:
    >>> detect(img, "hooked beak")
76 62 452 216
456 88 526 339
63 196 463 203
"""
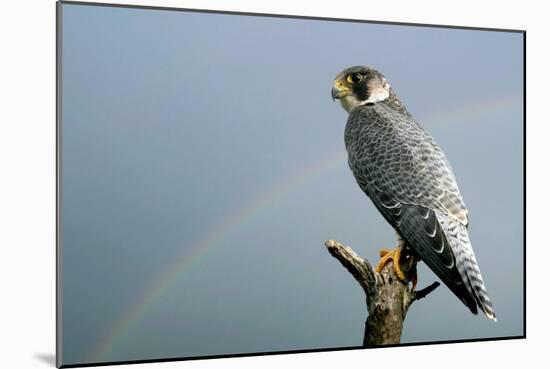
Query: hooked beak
331 80 349 101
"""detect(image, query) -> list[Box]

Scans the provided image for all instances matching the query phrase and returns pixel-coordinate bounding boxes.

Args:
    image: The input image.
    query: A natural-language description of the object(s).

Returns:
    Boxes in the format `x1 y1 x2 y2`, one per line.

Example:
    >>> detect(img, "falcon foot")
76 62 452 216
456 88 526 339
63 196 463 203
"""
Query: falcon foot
375 246 407 283
375 246 418 289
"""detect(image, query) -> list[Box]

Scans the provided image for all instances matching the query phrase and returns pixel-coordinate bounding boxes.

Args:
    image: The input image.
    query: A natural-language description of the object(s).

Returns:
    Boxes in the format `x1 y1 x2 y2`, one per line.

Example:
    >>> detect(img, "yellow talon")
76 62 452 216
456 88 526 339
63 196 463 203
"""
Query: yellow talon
375 246 406 282
379 248 390 258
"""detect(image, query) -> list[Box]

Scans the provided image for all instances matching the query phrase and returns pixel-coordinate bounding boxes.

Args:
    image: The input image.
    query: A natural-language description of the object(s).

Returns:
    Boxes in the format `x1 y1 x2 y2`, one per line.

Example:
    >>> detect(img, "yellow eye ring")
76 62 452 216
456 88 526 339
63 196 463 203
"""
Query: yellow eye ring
347 73 363 84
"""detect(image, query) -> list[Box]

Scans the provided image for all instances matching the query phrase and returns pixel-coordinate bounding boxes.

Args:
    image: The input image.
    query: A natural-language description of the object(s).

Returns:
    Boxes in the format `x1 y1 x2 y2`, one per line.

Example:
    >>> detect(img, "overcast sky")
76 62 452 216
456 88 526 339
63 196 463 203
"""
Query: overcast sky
60 3 523 366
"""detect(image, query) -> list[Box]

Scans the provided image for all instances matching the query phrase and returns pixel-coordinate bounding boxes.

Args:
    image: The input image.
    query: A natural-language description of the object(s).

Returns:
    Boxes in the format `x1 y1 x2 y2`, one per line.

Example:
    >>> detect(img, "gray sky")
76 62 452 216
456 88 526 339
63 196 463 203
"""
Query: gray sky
60 3 523 366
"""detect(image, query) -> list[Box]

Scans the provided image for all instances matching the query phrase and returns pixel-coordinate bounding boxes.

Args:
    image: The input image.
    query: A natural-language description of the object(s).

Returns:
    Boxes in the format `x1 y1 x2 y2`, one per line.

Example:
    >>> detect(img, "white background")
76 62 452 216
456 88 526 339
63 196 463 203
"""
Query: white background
0 1 545 368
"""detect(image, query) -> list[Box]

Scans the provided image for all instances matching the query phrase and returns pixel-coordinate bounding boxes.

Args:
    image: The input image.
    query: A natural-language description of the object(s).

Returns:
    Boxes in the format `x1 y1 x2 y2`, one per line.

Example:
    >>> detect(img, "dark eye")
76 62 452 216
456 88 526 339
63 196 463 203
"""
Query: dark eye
347 73 363 84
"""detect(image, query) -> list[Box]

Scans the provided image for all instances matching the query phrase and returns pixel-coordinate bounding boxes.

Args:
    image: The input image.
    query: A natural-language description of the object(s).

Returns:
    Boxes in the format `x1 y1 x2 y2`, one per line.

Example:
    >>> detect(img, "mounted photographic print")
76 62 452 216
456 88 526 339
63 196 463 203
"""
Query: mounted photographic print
56 1 525 367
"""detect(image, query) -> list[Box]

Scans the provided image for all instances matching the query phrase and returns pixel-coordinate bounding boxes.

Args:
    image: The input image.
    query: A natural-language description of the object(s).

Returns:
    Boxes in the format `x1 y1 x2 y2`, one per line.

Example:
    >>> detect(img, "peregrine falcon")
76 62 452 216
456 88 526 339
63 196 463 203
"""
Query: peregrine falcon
331 65 496 320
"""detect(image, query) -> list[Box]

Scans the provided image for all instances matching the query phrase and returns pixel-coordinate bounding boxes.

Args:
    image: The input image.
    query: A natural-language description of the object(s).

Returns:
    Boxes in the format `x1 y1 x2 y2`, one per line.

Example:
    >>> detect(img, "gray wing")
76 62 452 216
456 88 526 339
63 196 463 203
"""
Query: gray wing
373 117 469 227
346 105 495 318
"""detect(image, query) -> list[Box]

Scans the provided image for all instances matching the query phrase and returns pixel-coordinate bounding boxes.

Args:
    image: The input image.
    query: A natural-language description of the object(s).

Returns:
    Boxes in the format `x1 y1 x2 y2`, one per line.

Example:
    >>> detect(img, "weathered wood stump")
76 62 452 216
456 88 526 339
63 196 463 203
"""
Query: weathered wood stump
325 239 440 346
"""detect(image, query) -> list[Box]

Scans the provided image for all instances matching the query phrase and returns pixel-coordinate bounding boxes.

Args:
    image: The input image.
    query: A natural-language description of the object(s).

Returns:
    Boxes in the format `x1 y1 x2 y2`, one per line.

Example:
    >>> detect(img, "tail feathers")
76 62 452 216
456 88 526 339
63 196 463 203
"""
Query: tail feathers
462 252 497 321
436 210 497 321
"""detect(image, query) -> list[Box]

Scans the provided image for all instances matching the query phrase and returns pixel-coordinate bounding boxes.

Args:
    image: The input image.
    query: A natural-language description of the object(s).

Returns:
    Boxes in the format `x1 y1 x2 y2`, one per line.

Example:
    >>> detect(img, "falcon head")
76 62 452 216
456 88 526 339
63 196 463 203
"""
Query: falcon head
331 66 391 113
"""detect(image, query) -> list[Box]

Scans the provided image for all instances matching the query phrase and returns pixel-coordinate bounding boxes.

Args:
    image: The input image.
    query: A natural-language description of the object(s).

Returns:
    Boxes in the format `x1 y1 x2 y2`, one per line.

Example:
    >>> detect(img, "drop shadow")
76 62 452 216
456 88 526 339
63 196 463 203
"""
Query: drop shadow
34 353 56 367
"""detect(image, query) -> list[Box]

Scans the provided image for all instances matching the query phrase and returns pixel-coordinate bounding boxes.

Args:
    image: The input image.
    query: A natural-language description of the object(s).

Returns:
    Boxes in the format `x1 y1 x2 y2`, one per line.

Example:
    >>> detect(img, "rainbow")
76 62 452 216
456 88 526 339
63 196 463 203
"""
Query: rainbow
420 94 522 127
89 147 348 362
89 94 521 362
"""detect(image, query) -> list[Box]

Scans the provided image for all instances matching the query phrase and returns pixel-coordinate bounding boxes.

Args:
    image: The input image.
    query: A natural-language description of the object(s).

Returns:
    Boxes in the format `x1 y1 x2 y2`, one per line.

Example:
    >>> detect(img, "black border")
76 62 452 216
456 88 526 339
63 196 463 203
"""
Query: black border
61 336 524 368
60 0 525 33
56 1 527 368
56 2 63 368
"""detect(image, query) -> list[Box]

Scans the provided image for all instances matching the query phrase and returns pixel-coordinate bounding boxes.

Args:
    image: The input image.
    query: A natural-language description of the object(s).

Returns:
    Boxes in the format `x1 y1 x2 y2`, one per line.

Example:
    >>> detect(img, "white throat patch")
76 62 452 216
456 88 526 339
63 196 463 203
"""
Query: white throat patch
339 94 363 113
361 80 391 105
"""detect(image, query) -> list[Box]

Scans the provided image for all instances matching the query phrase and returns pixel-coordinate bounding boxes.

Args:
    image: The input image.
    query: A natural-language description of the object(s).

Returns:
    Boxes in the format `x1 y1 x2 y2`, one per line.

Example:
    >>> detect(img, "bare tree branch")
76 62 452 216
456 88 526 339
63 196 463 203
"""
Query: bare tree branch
325 240 377 299
413 282 441 301
325 239 440 346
